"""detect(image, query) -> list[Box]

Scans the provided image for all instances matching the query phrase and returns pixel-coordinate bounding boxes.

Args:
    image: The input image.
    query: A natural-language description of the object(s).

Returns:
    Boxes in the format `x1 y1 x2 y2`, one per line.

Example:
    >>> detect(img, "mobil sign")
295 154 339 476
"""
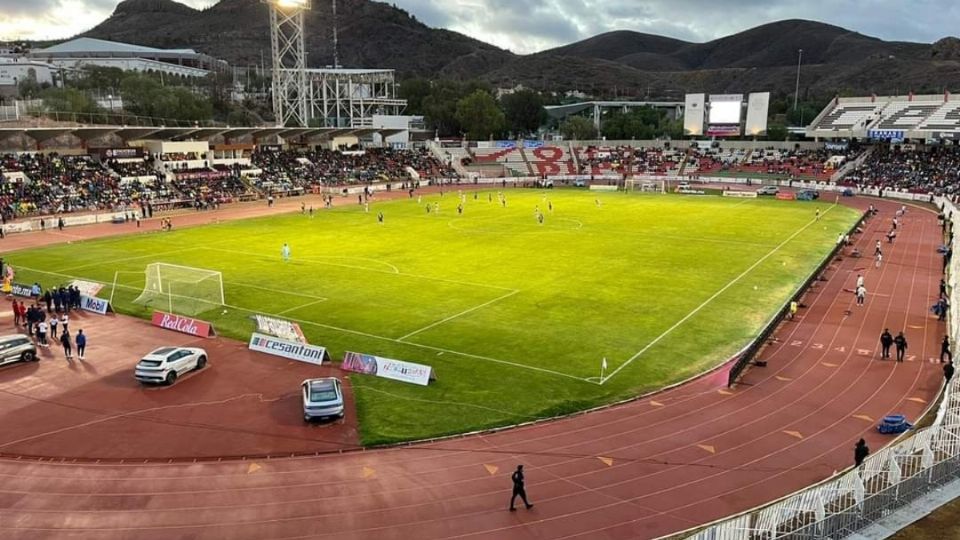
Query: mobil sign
80 294 111 315
151 311 215 338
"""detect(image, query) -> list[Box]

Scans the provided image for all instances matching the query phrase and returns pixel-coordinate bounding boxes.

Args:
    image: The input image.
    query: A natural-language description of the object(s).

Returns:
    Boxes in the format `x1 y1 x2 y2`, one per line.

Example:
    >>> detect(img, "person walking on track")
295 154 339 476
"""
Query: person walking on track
75 329 87 360
854 438 870 467
855 285 866 306
942 336 953 363
945 361 955 384
894 332 908 362
880 329 893 359
509 465 533 511
60 330 73 360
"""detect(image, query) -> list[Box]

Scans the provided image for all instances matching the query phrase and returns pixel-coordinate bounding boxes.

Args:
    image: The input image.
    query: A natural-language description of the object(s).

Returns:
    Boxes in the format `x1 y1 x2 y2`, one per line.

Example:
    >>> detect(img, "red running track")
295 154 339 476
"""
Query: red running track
0 196 947 540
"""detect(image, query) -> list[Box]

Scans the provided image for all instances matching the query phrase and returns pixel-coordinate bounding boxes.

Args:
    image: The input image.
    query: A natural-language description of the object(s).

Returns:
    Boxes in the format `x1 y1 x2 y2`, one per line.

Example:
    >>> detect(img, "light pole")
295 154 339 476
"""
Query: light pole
793 48 803 112
262 0 312 127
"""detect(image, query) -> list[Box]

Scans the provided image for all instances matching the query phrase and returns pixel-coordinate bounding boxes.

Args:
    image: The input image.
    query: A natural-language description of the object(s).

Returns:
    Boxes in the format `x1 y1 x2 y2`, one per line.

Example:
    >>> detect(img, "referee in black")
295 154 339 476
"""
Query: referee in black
509 465 534 511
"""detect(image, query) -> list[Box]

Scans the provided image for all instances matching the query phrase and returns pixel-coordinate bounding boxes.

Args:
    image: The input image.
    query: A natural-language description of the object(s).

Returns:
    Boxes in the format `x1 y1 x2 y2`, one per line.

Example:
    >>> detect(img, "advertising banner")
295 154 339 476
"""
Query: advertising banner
11 282 33 297
249 332 328 366
722 191 759 199
776 192 798 201
96 147 144 160
152 311 215 338
342 351 434 387
80 294 111 315
253 314 306 343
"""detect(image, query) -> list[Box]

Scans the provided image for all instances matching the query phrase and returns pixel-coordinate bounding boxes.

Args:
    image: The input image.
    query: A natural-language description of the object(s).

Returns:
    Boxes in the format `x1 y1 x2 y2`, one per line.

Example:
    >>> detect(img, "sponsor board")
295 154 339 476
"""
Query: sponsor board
722 191 759 199
588 185 619 192
677 187 708 195
70 280 104 297
252 314 306 343
776 192 797 201
342 351 434 387
249 332 328 366
10 282 33 297
80 294 111 315
152 311 215 338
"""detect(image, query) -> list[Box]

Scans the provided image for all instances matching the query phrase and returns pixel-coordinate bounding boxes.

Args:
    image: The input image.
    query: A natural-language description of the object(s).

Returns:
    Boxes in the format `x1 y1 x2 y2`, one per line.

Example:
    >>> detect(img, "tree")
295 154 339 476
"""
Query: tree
560 116 597 140
500 89 546 135
766 123 789 141
398 78 431 115
455 90 505 140
36 88 101 117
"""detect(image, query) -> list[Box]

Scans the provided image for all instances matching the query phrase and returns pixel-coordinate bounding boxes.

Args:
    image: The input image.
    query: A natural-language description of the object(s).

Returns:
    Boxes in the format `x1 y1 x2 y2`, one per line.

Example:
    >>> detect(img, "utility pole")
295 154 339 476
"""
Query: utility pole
793 48 803 112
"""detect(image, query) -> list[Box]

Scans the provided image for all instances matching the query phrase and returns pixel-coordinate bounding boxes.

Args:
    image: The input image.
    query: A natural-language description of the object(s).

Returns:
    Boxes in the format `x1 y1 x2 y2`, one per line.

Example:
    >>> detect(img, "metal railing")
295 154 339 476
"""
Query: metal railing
666 195 958 540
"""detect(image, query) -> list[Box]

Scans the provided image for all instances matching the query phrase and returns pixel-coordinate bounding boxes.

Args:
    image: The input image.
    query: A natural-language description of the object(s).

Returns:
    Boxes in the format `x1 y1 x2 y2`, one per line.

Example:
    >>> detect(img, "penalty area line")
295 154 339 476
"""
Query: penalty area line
396 289 520 341
600 204 839 385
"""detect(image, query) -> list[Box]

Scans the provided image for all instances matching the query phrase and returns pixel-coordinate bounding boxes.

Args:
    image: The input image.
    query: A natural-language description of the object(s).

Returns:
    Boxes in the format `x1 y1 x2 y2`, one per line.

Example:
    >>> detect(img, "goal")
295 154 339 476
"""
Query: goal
133 263 225 316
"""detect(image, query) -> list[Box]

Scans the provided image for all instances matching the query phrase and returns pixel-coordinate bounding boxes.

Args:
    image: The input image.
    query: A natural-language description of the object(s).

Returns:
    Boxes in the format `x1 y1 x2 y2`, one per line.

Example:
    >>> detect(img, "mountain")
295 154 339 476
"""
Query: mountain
83 0 513 75
80 2 960 98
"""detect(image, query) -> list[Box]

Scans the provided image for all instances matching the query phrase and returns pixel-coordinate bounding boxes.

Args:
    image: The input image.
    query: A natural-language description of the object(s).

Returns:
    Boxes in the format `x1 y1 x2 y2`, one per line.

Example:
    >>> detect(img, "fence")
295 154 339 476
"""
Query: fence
663 195 958 540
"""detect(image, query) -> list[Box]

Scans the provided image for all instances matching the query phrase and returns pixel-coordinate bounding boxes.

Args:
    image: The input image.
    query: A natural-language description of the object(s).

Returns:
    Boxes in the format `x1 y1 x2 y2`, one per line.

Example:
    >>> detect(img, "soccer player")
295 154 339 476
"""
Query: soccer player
378 211 384 224
281 243 291 262
815 208 820 221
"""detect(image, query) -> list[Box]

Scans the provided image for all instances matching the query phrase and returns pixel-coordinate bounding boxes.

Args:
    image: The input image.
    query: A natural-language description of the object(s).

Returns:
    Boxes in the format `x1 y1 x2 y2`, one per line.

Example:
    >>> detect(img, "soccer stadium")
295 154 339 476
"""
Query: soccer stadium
1 1 960 539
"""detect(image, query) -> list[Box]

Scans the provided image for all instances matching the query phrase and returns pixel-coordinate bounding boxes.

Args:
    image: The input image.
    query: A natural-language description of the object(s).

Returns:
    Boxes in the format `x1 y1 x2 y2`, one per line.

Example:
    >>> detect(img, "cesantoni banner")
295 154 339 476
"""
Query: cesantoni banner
341 351 435 386
248 332 328 366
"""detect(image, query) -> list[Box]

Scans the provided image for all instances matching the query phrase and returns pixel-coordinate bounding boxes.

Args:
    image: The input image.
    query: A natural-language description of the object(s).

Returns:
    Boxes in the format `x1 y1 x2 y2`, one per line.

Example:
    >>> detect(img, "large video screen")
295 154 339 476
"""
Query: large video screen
709 100 741 125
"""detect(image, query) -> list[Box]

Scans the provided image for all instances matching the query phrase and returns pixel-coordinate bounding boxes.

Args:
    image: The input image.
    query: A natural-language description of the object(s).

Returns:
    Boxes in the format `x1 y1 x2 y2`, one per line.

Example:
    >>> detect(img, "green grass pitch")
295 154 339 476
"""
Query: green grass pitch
7 190 860 445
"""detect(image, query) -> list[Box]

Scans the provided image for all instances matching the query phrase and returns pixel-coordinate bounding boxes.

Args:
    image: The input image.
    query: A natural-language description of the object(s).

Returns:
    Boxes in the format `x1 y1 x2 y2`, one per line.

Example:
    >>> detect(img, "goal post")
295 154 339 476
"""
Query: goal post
133 263 224 316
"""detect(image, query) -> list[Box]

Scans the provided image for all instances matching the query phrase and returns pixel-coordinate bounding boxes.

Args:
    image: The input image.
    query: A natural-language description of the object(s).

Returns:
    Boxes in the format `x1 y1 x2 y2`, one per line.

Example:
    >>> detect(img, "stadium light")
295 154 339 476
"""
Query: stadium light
268 0 311 8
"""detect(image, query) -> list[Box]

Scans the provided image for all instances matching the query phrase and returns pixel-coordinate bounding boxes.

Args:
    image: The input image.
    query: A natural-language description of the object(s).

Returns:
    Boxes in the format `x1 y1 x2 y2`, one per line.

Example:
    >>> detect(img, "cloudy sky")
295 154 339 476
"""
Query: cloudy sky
1 0 957 52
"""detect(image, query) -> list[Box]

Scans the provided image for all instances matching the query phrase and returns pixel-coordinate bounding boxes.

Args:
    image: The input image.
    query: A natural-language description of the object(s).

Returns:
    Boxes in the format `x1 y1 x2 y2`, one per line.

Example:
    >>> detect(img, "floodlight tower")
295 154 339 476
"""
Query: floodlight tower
263 0 311 127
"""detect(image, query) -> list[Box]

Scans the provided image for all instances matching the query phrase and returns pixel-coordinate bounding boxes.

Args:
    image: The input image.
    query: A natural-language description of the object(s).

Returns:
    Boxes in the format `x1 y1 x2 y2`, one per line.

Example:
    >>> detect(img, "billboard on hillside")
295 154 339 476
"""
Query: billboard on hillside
745 92 770 136
684 94 706 136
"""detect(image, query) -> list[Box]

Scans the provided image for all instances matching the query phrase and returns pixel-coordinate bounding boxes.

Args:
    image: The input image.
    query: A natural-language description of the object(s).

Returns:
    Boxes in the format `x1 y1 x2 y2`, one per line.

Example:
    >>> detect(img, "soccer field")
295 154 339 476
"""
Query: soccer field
8 190 860 445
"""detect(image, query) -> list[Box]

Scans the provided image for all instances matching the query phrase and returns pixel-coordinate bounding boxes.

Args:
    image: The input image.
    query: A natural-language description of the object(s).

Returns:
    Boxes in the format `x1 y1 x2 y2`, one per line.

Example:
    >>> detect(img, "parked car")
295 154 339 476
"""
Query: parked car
796 189 820 201
301 377 345 421
134 346 207 385
0 334 37 367
756 185 780 195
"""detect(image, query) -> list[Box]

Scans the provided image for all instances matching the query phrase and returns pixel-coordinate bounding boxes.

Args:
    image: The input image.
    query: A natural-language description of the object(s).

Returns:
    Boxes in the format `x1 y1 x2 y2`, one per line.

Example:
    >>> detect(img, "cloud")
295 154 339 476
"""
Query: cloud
0 0 956 51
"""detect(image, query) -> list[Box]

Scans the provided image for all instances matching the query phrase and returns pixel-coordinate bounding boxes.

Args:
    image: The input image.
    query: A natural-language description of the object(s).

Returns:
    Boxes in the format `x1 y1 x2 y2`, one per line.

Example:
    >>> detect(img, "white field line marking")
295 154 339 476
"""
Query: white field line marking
275 299 327 316
600 205 839 384
297 255 400 274
15 266 590 383
397 289 520 341
208 246 515 292
53 247 200 274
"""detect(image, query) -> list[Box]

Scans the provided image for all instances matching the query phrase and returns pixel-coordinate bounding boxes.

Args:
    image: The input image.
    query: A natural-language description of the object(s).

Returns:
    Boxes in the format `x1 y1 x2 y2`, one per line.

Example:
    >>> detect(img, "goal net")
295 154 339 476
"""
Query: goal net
133 263 225 316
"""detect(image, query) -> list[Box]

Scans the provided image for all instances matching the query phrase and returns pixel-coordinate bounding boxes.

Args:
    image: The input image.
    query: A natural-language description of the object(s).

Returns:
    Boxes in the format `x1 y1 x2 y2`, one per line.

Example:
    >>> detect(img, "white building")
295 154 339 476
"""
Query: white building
28 38 226 79
0 58 55 89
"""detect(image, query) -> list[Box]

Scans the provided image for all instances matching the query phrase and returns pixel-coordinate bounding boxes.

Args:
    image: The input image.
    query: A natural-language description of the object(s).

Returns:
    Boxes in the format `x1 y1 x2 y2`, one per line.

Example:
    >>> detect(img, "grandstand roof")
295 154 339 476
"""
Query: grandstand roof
34 38 198 57
545 100 684 119
806 94 960 140
0 126 409 145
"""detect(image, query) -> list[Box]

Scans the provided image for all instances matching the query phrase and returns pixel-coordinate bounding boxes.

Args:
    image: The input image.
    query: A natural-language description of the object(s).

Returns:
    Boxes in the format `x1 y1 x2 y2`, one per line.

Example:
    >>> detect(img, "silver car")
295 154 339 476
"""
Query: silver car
0 334 38 366
301 378 345 421
134 346 207 385
756 185 780 195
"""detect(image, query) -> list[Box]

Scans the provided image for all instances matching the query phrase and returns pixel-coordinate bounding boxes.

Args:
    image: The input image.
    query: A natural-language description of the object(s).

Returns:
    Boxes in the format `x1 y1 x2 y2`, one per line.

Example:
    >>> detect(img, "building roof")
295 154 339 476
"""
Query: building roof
34 38 198 57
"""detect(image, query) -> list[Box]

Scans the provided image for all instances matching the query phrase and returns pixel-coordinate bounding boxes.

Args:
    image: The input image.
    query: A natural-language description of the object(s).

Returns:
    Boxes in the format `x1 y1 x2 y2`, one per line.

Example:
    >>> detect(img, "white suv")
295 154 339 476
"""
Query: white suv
135 346 207 385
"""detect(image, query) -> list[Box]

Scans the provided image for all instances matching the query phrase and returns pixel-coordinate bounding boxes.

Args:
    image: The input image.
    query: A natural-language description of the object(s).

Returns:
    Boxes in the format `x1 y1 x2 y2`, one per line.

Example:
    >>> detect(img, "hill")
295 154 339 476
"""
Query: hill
80 2 960 98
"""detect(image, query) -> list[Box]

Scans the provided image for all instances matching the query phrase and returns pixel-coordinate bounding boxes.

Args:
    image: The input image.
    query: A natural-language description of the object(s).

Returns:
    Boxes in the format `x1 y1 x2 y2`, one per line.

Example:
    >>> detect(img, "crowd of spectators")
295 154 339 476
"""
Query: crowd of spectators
575 146 681 176
250 147 456 192
846 145 960 195
689 147 855 181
